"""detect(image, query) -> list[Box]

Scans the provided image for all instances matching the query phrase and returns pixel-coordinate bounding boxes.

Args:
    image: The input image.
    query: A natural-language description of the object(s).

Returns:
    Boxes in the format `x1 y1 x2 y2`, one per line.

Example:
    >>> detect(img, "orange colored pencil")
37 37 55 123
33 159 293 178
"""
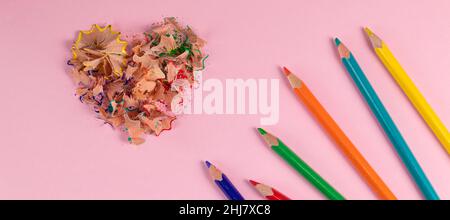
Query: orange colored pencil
282 67 396 200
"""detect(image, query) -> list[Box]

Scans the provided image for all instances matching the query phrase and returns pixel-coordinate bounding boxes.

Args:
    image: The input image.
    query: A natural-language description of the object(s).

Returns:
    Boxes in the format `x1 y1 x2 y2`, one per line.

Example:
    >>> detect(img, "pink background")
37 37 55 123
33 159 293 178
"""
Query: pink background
0 0 449 200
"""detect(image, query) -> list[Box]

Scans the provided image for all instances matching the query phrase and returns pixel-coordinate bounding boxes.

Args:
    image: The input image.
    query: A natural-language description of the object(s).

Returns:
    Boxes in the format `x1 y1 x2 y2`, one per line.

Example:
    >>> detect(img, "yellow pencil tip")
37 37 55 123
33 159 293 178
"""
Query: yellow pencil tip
364 27 373 36
364 27 383 48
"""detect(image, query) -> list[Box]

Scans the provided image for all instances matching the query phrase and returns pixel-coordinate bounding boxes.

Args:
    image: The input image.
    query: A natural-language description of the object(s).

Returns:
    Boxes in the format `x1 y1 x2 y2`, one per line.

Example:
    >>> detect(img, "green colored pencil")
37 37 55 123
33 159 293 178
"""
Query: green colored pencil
257 128 345 200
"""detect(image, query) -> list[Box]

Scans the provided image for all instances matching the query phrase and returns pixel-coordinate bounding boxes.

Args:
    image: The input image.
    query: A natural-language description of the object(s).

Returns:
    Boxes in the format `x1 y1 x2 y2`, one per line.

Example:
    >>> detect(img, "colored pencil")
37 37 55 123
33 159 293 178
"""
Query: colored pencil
205 161 245 200
249 180 291 200
282 67 396 200
334 38 439 200
364 27 450 155
256 128 345 200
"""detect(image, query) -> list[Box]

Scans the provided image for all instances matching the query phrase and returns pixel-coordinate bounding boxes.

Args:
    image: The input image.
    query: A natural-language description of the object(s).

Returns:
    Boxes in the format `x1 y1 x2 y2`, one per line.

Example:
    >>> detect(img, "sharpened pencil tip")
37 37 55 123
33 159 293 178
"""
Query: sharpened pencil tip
256 128 280 147
334 37 341 46
257 128 267 135
363 27 383 48
205 160 212 168
364 27 373 36
282 66 291 76
335 38 351 59
248 179 259 186
281 67 303 89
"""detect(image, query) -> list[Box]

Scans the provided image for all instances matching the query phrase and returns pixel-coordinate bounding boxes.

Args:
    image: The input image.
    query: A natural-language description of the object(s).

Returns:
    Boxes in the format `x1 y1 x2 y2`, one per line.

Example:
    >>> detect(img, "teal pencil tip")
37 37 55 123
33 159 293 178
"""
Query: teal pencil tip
334 37 341 46
257 128 267 135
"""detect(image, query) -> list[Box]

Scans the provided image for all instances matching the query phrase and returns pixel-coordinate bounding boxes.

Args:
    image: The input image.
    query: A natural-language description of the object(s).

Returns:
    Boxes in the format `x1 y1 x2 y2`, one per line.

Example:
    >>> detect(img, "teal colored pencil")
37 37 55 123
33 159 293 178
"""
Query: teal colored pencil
334 38 439 200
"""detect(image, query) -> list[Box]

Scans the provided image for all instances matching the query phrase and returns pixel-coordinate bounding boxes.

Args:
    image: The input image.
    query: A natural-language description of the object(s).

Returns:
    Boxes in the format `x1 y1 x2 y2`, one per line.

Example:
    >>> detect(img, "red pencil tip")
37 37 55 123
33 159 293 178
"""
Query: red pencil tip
248 179 260 186
282 66 291 76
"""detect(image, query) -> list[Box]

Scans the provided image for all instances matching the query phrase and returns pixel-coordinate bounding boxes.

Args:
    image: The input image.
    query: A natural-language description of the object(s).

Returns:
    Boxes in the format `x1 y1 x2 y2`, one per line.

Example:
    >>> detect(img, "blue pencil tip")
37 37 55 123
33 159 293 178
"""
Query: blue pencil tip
334 38 341 46
205 160 212 167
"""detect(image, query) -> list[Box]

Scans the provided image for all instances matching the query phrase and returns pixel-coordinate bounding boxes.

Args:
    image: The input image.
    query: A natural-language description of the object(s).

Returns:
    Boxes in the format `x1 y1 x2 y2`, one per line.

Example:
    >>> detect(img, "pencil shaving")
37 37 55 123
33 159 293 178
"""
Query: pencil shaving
68 18 207 144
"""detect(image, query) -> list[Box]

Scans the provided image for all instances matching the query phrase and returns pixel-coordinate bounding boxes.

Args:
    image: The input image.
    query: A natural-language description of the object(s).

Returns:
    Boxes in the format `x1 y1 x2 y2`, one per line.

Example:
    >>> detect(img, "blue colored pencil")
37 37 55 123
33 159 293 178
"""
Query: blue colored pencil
205 161 245 200
334 38 439 200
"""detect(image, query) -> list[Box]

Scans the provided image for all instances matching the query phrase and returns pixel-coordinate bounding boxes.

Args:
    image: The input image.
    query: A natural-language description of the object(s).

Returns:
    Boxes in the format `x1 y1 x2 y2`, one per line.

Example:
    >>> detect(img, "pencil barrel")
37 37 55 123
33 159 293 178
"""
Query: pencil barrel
295 85 396 200
341 57 439 200
375 47 450 154
216 175 245 200
272 143 345 200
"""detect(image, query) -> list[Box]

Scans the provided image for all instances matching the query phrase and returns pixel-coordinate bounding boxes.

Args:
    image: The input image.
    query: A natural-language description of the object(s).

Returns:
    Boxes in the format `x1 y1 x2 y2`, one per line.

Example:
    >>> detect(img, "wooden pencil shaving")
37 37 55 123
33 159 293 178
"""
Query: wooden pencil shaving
68 18 207 144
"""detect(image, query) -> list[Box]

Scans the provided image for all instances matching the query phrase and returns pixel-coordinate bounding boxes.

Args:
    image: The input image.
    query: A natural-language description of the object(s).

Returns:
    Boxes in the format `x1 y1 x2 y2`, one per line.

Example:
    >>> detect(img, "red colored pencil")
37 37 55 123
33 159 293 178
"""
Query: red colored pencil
249 180 291 200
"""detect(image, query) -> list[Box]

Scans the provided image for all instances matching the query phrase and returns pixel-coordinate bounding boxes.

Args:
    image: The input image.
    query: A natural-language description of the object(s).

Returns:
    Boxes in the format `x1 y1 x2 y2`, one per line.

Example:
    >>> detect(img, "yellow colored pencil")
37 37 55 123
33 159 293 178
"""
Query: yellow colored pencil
364 27 450 155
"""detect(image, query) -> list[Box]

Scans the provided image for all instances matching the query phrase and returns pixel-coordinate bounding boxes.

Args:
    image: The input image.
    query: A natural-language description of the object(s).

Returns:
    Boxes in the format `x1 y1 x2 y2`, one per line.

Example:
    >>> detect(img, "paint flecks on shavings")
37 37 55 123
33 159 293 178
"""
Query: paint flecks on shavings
68 18 207 144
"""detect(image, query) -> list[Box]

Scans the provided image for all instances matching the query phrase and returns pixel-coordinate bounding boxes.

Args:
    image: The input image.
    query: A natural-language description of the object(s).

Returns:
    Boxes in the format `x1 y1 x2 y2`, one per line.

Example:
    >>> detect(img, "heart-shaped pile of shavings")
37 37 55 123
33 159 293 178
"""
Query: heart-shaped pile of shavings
68 18 207 144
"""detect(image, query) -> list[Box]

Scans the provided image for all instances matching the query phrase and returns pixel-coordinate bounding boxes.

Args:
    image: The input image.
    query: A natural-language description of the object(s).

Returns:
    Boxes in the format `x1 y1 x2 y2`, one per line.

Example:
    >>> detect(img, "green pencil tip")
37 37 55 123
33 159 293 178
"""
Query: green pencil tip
334 38 341 46
257 128 267 135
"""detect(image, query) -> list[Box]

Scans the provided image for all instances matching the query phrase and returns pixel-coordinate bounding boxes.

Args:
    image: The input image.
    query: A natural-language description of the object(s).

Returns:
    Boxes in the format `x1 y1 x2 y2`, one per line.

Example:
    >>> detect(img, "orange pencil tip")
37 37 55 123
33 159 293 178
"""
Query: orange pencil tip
282 66 291 76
